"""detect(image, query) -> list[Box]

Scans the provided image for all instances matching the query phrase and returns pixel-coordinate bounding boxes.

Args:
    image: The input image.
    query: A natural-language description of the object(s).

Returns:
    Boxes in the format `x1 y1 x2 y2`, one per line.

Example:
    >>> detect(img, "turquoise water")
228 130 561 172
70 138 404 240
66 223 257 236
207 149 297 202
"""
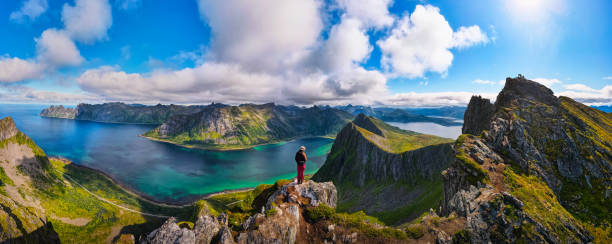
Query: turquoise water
0 104 334 203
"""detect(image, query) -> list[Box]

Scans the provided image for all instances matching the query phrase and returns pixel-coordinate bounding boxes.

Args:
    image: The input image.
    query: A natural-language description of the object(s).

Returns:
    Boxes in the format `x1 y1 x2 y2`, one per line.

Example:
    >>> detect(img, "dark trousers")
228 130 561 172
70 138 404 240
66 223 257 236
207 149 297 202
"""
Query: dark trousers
297 162 305 182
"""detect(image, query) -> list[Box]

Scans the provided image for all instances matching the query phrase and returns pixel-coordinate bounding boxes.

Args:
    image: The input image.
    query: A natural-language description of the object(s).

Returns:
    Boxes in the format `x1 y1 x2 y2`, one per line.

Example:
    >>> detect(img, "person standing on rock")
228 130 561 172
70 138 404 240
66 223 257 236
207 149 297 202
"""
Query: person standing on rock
295 146 307 184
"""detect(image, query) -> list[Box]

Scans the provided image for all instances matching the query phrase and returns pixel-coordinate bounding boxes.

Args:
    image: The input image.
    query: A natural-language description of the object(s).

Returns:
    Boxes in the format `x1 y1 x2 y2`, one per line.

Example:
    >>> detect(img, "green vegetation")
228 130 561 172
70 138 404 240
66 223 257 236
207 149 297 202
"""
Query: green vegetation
306 204 407 240
503 167 612 243
454 134 488 184
355 116 453 153
404 224 425 239
0 167 14 186
39 158 194 243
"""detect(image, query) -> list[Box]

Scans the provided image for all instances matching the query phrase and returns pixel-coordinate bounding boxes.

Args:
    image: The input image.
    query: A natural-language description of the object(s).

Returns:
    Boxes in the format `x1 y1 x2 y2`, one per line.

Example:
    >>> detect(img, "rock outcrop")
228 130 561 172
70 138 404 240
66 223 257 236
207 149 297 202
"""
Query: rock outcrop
462 96 495 135
142 180 340 244
313 115 454 225
39 105 76 119
441 75 612 243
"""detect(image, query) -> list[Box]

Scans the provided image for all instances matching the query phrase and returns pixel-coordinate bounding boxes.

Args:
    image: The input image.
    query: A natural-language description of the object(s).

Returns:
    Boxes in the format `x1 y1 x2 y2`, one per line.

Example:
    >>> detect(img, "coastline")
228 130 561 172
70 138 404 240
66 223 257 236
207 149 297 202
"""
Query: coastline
140 134 336 152
52 157 255 207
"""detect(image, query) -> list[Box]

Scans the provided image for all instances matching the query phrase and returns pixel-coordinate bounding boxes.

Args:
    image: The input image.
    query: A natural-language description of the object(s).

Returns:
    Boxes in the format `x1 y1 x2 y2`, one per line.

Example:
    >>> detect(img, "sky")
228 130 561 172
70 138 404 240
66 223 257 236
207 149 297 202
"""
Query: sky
0 0 610 107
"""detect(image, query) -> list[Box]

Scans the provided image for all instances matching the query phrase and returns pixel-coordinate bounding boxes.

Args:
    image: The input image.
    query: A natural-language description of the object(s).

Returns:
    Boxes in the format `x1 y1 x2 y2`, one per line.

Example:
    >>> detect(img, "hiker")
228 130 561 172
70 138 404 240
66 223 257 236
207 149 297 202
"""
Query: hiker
295 146 307 184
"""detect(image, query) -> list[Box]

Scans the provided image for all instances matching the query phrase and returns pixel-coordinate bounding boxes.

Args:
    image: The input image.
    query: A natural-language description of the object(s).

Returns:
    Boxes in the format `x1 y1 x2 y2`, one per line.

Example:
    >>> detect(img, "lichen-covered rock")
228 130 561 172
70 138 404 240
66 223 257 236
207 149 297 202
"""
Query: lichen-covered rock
194 215 221 244
0 117 19 140
142 217 196 244
442 75 610 243
266 181 337 209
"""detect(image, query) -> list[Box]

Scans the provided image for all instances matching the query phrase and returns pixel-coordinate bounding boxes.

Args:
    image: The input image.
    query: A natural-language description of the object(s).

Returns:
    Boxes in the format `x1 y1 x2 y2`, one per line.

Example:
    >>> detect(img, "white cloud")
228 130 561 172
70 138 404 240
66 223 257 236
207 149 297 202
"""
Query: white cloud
0 57 44 83
603 76 612 80
315 17 371 72
452 26 489 49
336 0 394 28
564 83 597 92
9 0 48 23
378 5 488 78
558 84 612 106
532 78 561 87
0 85 98 104
35 29 84 67
380 91 497 107
62 0 113 43
473 79 503 85
197 0 322 72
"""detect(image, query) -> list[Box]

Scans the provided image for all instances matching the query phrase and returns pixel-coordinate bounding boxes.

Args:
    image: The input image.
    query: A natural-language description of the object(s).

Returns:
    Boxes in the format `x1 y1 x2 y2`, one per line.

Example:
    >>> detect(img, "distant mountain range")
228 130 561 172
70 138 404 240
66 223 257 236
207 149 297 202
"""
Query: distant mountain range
335 105 464 126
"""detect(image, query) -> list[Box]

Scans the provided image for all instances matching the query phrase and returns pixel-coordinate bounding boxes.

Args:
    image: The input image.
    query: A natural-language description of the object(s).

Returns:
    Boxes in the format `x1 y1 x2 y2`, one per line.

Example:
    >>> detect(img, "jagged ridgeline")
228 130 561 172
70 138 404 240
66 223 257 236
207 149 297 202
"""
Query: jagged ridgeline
143 103 353 149
40 102 206 124
442 76 612 243
313 114 455 225
0 116 193 243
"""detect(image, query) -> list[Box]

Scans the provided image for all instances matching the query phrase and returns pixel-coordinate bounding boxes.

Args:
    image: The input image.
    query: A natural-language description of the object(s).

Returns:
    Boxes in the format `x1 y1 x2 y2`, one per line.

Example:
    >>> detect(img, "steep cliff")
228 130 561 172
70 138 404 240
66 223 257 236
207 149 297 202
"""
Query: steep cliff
312 114 455 225
41 102 206 124
39 105 76 119
440 76 612 243
144 103 353 149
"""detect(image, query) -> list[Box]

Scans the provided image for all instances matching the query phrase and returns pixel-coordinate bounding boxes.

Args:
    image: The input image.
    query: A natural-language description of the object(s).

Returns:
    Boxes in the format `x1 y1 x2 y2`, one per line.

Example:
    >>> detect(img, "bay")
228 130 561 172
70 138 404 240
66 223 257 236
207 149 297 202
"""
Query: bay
0 104 333 203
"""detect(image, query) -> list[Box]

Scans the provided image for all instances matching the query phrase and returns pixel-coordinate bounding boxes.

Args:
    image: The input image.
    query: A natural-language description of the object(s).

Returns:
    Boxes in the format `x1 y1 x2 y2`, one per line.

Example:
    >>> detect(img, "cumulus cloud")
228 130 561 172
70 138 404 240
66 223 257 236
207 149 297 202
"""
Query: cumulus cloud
9 0 48 23
564 83 597 92
378 5 488 78
559 84 612 106
197 0 322 72
62 0 112 43
35 29 84 67
532 78 561 87
452 26 489 49
473 79 503 85
315 17 372 72
0 57 44 83
336 0 394 28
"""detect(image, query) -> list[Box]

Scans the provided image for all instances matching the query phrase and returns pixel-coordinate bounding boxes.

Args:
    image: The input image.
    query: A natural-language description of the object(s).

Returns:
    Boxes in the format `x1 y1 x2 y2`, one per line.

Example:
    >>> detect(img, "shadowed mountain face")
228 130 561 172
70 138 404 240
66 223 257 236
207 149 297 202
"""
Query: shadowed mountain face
441 76 612 243
41 102 206 124
143 103 354 149
313 114 454 225
336 105 464 126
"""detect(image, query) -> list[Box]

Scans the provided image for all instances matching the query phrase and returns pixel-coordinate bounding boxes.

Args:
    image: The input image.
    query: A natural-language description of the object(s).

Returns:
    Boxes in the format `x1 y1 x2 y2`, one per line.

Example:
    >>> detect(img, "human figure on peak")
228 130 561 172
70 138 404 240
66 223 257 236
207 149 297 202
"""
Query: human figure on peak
294 146 307 184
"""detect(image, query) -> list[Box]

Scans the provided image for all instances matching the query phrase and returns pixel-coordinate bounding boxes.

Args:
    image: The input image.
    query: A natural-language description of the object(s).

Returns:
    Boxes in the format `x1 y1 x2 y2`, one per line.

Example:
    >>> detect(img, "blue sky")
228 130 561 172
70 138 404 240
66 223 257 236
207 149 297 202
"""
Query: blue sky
0 0 610 106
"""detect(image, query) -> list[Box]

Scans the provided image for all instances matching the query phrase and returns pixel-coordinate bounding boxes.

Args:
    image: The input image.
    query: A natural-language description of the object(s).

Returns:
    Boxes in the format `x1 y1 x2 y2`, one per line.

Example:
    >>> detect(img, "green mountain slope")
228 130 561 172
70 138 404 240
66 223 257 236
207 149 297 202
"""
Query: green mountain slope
312 114 454 225
0 117 193 243
143 103 354 150
440 75 612 243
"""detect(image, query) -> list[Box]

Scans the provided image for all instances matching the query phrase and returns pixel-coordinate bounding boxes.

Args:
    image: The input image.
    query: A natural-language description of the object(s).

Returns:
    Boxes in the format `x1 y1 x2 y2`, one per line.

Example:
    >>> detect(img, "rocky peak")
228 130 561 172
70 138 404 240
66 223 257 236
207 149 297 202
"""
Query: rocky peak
0 117 18 140
462 96 495 135
495 75 559 108
142 181 338 244
351 113 383 136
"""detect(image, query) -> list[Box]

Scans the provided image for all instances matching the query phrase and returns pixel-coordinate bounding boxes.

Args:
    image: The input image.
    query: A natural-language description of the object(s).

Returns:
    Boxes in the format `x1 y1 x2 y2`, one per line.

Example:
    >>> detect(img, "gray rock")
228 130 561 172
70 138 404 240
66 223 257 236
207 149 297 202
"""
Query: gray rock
142 217 195 244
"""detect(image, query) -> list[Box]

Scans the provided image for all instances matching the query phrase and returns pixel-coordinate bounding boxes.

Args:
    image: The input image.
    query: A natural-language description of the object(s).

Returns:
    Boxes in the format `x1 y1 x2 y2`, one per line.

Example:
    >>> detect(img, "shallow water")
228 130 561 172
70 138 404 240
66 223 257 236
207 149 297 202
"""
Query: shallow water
387 121 462 139
0 104 333 203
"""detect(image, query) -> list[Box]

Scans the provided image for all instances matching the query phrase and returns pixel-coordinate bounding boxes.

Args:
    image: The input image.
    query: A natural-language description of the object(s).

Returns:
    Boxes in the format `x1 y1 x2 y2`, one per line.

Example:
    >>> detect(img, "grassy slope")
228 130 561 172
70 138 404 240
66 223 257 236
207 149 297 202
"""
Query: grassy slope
358 116 452 153
0 129 195 243
323 116 453 225
455 97 612 243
